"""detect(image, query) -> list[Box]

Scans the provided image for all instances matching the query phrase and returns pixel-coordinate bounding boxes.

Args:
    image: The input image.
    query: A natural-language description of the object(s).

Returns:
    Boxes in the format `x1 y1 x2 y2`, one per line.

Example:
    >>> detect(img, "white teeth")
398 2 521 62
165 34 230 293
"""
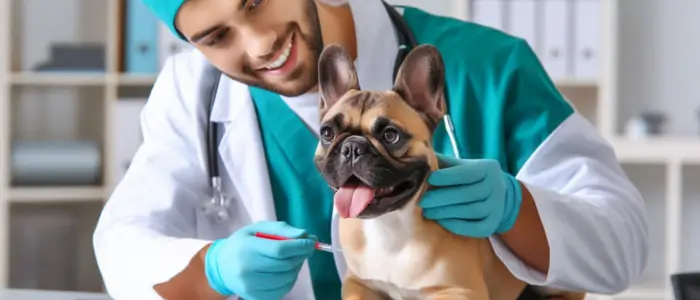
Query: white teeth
264 39 293 70
377 186 395 196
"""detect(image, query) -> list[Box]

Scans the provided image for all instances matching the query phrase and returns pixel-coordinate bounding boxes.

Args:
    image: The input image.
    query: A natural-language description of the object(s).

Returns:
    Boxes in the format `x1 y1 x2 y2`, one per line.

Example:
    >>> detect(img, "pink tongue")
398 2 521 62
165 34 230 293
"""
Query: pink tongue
334 184 376 218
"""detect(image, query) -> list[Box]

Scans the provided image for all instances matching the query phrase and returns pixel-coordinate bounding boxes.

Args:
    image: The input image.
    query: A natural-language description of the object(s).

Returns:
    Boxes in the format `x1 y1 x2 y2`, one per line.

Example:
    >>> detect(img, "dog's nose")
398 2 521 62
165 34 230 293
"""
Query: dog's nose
341 136 369 163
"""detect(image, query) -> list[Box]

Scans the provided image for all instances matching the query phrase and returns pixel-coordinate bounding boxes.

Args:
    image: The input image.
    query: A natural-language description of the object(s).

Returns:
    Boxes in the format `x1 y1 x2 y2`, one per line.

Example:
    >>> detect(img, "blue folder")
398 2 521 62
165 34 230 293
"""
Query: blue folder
125 0 159 73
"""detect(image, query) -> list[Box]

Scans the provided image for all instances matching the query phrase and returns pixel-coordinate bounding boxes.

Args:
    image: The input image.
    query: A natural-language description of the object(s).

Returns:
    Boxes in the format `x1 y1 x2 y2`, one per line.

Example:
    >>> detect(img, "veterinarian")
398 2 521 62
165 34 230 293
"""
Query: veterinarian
93 0 649 299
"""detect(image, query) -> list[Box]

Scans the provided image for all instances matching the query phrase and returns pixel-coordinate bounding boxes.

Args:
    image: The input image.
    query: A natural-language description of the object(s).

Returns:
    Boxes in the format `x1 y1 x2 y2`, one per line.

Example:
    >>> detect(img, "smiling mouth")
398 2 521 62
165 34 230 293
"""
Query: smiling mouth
258 33 294 71
330 171 423 219
331 175 418 199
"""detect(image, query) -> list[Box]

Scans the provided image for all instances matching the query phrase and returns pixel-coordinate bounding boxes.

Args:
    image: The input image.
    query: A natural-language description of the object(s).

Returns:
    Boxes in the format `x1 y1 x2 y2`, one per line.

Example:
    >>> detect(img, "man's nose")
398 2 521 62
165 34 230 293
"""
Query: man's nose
241 26 277 59
341 136 370 164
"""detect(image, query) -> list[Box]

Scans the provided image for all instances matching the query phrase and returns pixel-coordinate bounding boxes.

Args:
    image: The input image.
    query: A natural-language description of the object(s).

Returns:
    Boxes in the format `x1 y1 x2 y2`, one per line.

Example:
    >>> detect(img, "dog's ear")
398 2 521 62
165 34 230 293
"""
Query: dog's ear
318 44 359 116
392 44 446 128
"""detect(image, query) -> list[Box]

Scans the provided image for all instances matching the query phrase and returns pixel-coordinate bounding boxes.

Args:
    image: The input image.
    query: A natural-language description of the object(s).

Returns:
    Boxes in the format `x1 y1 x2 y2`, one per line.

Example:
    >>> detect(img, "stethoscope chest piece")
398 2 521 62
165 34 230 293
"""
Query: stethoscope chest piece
200 176 231 223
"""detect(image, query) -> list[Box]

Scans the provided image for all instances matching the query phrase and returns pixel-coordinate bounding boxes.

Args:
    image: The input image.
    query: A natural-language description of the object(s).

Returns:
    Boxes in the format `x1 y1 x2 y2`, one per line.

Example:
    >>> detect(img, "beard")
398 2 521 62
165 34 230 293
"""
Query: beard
224 0 324 97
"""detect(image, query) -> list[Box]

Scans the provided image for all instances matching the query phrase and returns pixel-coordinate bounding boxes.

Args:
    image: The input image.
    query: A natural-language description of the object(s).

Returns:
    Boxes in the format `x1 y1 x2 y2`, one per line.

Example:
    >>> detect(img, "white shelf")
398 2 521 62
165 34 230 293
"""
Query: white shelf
9 72 107 86
114 74 157 86
9 187 105 203
555 78 599 88
612 137 700 163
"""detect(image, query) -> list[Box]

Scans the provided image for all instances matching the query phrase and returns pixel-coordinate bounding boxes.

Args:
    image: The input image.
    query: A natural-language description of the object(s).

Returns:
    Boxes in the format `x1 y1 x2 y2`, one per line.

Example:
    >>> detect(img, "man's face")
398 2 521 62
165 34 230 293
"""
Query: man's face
176 0 324 97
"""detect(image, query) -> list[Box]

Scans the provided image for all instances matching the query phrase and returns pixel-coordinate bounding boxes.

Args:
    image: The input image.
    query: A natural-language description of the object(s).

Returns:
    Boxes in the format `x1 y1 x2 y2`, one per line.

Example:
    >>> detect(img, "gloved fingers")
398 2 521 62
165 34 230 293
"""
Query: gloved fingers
419 185 490 208
248 269 301 292
235 281 292 300
422 201 492 220
436 219 494 238
427 165 488 187
434 153 463 168
251 253 309 273
244 221 309 239
252 238 316 259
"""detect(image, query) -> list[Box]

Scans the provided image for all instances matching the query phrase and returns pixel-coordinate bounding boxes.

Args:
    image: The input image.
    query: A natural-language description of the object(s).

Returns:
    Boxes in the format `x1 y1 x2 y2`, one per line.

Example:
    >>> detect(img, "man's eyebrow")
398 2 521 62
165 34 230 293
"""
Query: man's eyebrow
190 26 221 43
188 0 248 43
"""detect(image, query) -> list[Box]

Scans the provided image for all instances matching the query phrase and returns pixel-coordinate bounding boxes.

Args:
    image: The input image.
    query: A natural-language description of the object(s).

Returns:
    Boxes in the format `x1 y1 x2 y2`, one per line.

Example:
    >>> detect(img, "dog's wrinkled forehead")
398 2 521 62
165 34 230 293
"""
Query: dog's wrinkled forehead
321 89 432 141
316 43 447 137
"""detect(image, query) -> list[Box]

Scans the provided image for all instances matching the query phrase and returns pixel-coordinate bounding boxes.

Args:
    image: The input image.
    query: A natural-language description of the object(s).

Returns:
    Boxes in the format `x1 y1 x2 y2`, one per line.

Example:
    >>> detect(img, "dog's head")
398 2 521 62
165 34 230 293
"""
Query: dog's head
313 44 447 219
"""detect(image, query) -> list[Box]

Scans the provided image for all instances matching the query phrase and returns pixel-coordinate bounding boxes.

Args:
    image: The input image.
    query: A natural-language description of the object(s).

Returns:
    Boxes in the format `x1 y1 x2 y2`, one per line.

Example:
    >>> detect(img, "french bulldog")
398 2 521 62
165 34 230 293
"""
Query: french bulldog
312 43 586 300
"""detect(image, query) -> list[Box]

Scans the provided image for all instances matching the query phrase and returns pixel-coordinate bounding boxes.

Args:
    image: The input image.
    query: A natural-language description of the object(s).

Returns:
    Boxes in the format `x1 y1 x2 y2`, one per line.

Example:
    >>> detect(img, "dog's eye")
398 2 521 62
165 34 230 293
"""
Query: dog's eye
320 126 334 142
382 128 400 144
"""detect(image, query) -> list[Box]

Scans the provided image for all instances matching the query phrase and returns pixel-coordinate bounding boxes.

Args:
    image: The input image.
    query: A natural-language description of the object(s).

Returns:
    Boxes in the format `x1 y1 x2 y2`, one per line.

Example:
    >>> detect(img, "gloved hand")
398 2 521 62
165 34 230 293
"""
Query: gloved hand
420 153 523 238
204 221 317 299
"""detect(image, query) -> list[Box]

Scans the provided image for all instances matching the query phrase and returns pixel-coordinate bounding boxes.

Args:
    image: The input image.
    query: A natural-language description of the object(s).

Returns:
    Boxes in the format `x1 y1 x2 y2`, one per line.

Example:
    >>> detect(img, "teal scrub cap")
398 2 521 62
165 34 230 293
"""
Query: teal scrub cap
142 0 188 41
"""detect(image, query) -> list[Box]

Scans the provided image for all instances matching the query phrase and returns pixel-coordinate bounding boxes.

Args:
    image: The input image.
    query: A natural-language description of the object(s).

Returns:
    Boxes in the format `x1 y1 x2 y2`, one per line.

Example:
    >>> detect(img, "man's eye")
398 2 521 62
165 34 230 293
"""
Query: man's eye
205 31 227 46
248 0 264 10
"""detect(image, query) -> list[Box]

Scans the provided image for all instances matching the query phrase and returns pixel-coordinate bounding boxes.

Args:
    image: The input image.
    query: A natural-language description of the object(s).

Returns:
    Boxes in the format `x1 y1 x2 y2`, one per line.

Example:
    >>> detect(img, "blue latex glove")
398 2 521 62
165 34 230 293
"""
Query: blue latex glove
204 221 317 299
420 153 523 238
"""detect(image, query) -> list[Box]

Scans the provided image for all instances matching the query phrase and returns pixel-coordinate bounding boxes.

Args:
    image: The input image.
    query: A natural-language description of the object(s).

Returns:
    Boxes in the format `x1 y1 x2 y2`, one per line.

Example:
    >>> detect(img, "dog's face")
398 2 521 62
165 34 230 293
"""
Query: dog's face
313 44 447 219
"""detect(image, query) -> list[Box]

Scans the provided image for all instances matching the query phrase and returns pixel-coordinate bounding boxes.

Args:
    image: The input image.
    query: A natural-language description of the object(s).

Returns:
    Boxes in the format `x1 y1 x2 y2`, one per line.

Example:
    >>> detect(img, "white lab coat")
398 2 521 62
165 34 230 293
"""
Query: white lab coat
92 1 649 299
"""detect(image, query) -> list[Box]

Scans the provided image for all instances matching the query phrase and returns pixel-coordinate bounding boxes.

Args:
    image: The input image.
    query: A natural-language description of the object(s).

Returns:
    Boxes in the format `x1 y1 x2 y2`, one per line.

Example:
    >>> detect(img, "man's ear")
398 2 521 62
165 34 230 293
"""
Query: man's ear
392 44 446 128
318 44 359 116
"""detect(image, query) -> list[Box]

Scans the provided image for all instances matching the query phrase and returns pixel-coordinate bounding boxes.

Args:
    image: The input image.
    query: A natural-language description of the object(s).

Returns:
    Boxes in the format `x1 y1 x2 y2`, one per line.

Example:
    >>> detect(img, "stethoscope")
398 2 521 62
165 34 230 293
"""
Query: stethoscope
200 1 462 223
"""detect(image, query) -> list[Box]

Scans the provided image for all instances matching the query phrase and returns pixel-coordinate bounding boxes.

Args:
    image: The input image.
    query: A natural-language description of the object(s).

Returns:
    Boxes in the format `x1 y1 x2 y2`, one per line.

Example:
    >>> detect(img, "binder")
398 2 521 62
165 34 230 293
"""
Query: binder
507 0 539 54
158 22 193 70
573 0 601 80
125 0 159 74
113 98 148 184
471 0 506 31
541 0 573 80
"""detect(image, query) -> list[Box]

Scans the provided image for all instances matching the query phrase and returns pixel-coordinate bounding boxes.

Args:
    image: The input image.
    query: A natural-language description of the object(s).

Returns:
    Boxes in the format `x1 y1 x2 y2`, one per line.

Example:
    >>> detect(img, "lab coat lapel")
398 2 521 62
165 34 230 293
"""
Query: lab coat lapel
209 78 278 223
248 87 322 192
209 79 318 300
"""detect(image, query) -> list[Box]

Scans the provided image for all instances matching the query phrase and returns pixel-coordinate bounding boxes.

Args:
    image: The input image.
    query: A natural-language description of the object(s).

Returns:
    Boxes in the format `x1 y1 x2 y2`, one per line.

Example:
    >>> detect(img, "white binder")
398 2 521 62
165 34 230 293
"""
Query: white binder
507 0 539 55
158 23 194 70
541 0 572 80
471 0 506 31
113 99 148 184
573 0 601 80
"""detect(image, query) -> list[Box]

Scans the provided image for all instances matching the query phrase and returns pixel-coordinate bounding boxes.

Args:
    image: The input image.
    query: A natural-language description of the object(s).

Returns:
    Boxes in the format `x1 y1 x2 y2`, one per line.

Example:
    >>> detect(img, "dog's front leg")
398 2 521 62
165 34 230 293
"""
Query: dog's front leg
342 273 387 300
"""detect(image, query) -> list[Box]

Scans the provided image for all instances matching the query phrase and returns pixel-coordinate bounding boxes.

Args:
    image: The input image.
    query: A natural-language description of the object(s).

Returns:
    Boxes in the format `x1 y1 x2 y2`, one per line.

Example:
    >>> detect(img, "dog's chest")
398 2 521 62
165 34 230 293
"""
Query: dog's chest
348 215 446 299
356 248 435 300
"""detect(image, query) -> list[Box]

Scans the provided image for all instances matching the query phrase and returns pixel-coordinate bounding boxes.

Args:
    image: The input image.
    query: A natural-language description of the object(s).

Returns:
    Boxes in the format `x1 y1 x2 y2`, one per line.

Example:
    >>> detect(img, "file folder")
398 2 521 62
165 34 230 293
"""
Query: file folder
573 0 601 80
125 0 159 74
471 0 506 31
158 22 193 70
541 0 573 80
507 0 539 55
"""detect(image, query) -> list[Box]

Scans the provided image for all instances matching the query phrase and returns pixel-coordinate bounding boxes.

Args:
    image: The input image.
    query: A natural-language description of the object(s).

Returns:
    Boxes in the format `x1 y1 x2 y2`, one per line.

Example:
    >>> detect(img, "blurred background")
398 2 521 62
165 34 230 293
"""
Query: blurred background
0 0 697 299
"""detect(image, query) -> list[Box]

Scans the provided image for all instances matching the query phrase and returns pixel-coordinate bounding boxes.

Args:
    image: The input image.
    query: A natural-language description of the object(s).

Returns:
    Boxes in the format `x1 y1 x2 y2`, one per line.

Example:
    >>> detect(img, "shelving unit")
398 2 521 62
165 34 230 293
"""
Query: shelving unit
0 0 697 298
0 0 159 293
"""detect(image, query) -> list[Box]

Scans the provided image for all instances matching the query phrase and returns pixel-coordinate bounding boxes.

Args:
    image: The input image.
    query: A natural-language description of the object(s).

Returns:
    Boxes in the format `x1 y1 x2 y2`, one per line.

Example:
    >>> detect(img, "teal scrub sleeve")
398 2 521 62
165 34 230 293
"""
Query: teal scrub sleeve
497 40 575 174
